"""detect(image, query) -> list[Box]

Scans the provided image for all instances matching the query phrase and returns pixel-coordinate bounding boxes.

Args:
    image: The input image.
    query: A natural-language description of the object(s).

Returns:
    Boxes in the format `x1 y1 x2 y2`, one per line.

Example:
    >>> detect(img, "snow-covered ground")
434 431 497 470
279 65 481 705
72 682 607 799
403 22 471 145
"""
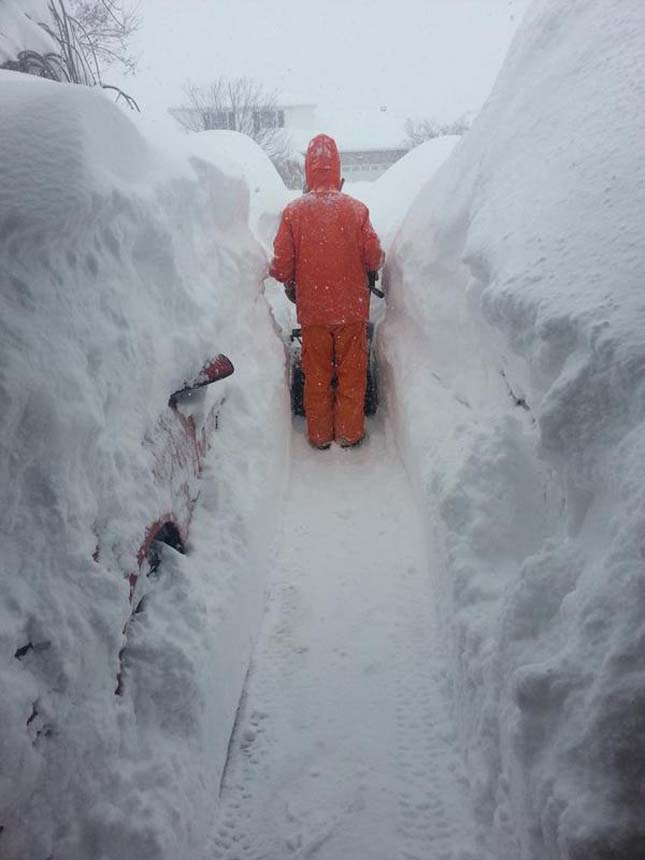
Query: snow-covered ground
210 424 489 860
2 0 644 856
380 0 645 857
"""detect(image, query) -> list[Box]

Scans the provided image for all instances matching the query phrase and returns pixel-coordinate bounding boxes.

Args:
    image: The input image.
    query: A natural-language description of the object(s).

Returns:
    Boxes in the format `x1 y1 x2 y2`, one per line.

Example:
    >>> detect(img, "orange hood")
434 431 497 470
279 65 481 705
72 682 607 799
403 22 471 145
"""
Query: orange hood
305 134 341 192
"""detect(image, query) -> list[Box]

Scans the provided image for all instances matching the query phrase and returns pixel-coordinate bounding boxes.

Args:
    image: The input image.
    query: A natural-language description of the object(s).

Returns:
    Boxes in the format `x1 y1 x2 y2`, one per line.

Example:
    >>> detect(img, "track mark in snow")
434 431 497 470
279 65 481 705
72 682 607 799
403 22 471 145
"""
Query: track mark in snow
210 422 488 860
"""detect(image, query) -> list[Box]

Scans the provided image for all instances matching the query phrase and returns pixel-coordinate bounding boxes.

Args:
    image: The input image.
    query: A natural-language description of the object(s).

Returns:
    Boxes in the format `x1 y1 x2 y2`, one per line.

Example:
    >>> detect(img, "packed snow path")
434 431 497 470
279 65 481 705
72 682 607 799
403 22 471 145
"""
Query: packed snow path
211 422 487 860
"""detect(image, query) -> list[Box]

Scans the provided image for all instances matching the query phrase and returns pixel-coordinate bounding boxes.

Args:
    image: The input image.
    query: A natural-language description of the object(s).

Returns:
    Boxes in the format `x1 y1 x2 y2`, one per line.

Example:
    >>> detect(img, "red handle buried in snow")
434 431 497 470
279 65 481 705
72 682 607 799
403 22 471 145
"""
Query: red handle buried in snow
169 354 234 407
197 354 235 385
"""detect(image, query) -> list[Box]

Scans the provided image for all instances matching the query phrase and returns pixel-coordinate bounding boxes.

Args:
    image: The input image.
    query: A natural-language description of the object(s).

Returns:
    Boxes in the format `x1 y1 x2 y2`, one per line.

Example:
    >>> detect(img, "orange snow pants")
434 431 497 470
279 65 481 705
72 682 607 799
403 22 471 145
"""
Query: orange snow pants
301 322 367 447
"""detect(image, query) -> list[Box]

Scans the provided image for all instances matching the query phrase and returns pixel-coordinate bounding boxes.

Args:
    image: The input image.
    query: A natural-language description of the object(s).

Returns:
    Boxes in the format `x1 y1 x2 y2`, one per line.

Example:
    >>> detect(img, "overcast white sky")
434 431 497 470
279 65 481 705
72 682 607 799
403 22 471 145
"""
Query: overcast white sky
118 0 530 121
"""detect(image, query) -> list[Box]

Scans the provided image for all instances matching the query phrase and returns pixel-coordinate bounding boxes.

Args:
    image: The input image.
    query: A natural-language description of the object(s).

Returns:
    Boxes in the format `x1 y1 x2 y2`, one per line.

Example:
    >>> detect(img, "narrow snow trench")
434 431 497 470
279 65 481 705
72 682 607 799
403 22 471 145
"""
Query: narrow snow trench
211 421 486 860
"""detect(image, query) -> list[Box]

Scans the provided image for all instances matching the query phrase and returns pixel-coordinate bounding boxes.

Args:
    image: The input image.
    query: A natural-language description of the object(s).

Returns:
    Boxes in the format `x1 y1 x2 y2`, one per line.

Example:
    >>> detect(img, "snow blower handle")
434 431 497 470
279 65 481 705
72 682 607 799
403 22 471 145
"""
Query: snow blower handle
284 280 297 304
367 270 385 299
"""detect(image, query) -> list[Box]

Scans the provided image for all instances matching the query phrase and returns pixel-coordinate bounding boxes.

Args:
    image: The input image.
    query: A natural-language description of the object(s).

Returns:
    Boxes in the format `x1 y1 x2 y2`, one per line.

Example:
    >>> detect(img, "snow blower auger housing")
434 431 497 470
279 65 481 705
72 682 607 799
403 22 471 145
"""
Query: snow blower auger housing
289 322 379 417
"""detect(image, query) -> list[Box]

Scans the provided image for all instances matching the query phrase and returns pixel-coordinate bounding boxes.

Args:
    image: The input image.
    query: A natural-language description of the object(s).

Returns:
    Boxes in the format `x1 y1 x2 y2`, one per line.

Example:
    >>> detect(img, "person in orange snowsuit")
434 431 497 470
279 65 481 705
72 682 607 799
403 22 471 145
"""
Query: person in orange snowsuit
270 134 384 449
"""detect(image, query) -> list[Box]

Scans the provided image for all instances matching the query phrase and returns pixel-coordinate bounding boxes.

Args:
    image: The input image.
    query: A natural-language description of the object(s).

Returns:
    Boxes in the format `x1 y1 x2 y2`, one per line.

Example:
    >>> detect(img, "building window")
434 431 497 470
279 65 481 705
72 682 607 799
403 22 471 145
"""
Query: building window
253 108 282 133
203 110 238 130
203 109 231 130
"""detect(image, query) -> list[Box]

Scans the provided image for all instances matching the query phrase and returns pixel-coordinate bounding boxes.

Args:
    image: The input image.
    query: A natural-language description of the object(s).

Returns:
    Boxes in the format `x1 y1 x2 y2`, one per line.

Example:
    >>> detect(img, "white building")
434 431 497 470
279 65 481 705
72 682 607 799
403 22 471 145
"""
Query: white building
284 104 410 183
170 97 410 183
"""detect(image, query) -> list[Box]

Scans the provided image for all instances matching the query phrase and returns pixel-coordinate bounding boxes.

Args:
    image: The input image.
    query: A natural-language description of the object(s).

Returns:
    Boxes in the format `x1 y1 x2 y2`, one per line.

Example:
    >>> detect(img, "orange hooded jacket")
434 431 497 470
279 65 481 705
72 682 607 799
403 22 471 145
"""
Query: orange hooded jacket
269 134 384 327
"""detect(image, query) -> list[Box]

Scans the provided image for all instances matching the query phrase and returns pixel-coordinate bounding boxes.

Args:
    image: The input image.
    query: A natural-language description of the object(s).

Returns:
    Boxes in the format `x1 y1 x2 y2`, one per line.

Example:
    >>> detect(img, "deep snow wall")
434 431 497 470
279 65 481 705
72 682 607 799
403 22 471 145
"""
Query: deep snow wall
0 73 290 860
381 1 645 858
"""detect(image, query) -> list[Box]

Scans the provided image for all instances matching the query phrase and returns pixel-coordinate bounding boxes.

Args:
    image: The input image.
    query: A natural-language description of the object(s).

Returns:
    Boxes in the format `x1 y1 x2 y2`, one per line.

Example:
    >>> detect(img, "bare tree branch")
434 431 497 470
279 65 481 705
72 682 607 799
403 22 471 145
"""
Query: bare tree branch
1 1 140 108
67 0 140 73
405 114 472 148
173 76 293 165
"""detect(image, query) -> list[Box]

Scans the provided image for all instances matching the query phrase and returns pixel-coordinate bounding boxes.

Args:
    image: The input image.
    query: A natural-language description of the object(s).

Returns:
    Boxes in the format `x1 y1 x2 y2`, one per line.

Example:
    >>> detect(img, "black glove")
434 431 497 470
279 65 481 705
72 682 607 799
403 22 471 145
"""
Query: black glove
284 281 296 304
367 271 385 298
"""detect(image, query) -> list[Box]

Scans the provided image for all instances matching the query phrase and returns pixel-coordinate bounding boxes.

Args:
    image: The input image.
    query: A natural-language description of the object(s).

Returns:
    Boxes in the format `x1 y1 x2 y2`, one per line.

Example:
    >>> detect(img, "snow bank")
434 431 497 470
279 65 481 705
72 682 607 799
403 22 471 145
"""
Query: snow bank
0 72 289 860
380 1 645 857
172 127 294 337
185 129 292 253
348 135 460 245
342 136 458 328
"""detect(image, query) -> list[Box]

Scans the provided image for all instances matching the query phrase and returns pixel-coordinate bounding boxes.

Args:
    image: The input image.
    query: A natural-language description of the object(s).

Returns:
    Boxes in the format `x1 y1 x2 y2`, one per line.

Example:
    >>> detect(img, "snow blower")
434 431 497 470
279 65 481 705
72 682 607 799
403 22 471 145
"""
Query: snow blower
289 271 383 417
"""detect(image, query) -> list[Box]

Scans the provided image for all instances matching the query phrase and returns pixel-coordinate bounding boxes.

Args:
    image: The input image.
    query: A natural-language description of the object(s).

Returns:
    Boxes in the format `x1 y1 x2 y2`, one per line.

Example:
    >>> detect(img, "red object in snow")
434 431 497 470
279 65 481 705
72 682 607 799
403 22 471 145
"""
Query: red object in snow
169 354 234 407
128 353 234 594
198 354 235 385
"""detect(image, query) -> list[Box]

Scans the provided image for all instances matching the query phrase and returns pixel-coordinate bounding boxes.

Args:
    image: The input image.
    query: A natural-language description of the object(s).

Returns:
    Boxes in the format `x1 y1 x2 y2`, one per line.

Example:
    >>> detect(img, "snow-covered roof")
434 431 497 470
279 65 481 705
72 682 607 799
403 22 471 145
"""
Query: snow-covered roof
288 107 409 154
276 92 316 108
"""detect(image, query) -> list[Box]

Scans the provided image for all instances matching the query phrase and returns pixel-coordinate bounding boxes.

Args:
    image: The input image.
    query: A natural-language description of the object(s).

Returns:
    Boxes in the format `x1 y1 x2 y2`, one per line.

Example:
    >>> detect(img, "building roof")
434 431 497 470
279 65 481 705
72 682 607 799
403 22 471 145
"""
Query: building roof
276 93 316 108
287 107 409 154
